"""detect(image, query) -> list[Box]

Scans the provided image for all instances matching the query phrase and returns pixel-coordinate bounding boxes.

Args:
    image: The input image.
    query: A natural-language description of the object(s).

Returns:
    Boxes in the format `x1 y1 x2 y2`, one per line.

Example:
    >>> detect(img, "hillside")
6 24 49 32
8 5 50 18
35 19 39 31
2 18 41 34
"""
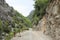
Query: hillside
0 0 32 40
32 0 60 40
27 10 34 22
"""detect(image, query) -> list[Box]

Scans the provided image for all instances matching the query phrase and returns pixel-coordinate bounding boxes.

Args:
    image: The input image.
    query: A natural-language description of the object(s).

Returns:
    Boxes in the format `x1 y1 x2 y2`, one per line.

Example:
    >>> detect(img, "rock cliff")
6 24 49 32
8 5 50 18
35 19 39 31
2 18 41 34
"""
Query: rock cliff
34 0 60 40
0 0 32 40
0 0 13 21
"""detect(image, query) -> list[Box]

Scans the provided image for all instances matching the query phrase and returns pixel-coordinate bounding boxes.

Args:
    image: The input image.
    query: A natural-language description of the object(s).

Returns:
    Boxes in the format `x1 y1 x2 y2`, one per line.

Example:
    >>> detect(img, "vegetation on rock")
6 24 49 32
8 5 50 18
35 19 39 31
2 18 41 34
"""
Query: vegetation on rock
0 0 32 40
28 0 49 25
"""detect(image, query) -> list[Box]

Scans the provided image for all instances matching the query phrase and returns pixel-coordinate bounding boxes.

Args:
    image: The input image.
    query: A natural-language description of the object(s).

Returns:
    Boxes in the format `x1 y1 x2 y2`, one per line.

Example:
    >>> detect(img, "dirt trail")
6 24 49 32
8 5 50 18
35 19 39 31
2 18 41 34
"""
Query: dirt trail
11 28 53 40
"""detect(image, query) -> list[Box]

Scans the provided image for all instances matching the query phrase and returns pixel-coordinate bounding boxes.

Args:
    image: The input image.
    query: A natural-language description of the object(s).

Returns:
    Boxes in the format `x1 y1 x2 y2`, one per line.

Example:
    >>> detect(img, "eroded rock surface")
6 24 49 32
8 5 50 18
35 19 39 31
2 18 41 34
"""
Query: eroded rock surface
34 0 60 40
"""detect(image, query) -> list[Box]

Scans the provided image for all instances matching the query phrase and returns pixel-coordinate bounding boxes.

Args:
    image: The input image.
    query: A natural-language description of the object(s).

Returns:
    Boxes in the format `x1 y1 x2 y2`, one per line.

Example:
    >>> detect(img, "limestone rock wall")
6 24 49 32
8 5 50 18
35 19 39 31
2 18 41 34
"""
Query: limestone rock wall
35 0 60 40
0 0 16 40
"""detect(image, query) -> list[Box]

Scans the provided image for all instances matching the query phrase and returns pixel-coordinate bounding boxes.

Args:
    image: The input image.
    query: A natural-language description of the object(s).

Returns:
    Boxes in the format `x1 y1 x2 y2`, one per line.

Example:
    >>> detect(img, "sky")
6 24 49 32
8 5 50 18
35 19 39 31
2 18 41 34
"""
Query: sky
5 0 34 17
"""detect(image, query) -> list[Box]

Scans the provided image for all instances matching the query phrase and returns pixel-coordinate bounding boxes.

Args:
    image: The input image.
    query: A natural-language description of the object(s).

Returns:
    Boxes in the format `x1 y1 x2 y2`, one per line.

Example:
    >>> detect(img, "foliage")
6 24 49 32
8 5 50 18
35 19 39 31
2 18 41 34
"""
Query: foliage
32 0 49 25
0 10 32 40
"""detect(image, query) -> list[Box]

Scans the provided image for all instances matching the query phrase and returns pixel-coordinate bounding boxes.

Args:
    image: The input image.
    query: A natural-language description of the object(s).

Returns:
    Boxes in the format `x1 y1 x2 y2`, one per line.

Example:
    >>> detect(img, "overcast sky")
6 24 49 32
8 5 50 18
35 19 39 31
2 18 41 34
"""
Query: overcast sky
5 0 34 17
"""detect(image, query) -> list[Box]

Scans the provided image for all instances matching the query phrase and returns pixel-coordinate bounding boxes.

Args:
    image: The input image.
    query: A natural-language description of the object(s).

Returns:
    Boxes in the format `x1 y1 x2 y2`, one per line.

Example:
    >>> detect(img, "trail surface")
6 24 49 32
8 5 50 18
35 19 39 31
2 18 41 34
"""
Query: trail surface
11 28 52 40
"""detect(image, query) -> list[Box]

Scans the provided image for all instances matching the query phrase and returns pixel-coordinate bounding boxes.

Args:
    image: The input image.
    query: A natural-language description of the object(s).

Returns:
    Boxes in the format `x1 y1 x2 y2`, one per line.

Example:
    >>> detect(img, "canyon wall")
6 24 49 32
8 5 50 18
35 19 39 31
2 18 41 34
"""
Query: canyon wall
35 0 60 40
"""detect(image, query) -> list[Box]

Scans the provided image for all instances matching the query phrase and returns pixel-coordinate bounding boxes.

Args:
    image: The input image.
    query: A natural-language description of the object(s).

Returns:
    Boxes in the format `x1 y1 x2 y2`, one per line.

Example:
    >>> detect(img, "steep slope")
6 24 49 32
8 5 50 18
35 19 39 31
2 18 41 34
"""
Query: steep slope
45 0 60 40
27 10 35 21
33 0 60 40
0 0 32 40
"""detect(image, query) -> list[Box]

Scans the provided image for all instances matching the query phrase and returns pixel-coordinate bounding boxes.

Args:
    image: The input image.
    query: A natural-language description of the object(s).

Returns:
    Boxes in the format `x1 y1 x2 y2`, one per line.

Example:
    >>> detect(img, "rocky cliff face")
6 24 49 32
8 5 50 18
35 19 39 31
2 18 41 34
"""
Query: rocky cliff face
0 0 16 39
0 0 30 40
0 0 15 24
35 0 60 40
0 0 32 40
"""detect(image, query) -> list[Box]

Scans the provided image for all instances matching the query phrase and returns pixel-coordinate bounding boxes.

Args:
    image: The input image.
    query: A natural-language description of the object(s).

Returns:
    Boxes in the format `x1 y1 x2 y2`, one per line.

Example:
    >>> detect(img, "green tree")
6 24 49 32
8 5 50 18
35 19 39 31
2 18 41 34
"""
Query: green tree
32 0 49 25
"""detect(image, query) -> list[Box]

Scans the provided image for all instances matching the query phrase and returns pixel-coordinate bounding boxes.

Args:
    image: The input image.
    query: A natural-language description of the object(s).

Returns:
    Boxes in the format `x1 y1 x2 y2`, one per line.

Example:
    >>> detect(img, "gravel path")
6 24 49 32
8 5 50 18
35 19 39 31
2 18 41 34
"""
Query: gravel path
11 28 53 40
